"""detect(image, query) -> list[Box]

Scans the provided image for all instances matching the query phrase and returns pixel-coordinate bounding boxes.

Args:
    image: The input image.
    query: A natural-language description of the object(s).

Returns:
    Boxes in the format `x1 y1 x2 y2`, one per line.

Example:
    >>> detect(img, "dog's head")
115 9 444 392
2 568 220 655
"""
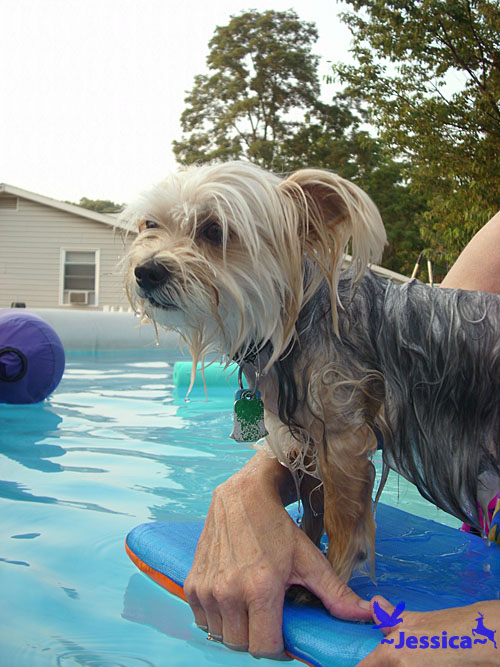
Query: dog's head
123 161 386 367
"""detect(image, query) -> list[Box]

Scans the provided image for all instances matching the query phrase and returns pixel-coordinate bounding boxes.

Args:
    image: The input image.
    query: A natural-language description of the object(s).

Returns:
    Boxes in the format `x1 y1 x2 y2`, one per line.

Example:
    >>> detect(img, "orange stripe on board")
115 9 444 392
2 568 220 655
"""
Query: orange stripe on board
290 654 313 665
125 540 187 602
125 540 313 666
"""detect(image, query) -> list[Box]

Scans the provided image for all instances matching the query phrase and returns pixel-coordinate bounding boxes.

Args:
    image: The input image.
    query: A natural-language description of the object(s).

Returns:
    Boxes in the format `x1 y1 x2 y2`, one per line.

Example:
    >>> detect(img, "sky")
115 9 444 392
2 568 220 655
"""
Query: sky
1 0 355 204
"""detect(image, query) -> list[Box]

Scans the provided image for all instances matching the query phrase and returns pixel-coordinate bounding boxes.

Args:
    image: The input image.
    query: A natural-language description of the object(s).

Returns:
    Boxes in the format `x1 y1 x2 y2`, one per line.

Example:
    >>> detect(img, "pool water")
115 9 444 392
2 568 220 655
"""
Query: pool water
0 350 460 666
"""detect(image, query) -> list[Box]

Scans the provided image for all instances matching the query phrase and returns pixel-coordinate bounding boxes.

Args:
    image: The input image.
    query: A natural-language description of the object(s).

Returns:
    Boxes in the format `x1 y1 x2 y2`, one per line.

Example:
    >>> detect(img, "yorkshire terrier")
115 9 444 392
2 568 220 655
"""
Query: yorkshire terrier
123 161 500 583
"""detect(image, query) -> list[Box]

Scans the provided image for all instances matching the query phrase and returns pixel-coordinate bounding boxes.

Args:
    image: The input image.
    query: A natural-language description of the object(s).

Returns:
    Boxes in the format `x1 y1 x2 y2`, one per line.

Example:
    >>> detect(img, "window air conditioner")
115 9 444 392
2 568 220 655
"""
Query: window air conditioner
68 291 89 305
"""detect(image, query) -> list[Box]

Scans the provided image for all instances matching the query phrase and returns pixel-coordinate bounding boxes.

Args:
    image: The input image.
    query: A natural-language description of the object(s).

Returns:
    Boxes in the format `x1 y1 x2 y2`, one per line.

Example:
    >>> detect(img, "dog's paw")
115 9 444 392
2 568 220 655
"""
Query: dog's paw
286 585 322 606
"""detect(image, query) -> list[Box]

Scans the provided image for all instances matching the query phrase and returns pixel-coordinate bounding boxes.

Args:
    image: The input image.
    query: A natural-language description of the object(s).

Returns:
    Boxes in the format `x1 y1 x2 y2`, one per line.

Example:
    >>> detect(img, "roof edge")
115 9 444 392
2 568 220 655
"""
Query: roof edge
0 182 131 231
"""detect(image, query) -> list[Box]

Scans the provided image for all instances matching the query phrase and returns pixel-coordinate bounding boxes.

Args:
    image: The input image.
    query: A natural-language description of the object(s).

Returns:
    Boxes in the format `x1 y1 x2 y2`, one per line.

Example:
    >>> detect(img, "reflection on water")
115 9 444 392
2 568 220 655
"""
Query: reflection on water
0 350 270 666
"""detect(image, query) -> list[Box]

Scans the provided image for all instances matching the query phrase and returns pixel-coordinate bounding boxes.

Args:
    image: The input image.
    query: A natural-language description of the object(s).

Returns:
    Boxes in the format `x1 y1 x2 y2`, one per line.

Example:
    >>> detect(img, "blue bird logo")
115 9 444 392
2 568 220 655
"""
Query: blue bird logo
372 600 405 629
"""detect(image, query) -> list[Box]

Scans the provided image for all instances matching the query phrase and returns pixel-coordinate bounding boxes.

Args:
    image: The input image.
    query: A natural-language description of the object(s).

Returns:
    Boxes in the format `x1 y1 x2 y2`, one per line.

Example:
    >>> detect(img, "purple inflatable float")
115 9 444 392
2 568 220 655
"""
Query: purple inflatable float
0 310 65 404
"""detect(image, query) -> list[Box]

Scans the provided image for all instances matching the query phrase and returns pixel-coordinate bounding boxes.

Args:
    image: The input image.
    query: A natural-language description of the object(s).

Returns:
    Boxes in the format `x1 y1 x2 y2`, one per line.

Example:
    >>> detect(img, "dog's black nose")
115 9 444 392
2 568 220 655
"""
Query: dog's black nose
134 261 169 291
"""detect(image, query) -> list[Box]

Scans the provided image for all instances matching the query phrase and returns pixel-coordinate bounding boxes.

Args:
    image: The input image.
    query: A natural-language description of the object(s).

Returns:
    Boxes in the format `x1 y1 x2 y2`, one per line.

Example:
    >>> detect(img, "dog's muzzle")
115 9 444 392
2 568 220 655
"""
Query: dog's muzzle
134 260 179 310
134 260 169 292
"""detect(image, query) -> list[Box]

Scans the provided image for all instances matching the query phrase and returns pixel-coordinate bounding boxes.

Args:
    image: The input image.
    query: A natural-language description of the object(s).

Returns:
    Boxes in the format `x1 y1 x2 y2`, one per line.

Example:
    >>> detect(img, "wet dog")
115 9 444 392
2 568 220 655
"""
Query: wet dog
123 161 500 581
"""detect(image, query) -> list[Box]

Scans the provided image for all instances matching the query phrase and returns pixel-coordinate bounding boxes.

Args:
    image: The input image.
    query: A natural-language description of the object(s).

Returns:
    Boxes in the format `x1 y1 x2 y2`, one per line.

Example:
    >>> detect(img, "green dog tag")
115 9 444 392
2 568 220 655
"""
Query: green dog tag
230 389 268 442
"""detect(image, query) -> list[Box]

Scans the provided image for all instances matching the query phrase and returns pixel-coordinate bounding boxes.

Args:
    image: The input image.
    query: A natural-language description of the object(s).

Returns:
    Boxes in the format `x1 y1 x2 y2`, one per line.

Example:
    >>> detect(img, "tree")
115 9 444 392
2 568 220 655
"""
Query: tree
72 198 124 214
280 94 426 275
173 8 426 276
334 0 500 266
173 9 321 169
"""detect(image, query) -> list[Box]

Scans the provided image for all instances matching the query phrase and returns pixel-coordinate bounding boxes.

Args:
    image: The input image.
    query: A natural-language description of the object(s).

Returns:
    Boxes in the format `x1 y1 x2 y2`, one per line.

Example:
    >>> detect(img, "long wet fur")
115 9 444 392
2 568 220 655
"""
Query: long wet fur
123 161 500 584
271 271 500 533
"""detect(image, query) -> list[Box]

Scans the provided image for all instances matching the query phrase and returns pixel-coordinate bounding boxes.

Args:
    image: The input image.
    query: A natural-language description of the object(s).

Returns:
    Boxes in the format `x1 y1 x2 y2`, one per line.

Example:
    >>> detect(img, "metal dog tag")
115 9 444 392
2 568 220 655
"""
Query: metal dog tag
230 388 268 442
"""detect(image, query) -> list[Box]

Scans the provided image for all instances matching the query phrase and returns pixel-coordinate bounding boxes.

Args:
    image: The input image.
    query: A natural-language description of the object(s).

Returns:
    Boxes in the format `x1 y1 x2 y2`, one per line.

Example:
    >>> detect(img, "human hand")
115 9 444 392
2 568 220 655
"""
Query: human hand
183 451 372 660
359 596 500 666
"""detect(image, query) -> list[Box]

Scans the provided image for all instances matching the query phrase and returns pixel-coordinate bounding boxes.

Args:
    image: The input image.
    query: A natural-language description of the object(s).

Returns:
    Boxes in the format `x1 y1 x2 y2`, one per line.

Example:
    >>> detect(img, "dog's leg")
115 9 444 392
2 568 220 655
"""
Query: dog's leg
318 425 376 583
299 471 324 546
287 472 325 605
262 410 325 545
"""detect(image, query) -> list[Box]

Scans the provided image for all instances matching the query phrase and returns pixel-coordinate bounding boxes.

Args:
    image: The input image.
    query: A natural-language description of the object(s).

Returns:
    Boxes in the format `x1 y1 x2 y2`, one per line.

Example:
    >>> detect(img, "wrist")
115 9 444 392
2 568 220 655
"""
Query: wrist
228 450 297 506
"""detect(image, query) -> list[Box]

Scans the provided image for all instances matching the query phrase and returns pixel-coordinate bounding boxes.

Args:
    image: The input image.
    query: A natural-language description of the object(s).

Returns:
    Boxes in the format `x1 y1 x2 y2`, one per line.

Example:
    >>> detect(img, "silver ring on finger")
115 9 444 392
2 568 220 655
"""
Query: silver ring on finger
207 631 223 643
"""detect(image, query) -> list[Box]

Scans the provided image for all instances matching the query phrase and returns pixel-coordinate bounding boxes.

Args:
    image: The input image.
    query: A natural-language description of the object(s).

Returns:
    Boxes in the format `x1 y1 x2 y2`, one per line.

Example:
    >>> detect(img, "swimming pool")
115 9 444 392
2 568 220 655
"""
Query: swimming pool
0 349 460 666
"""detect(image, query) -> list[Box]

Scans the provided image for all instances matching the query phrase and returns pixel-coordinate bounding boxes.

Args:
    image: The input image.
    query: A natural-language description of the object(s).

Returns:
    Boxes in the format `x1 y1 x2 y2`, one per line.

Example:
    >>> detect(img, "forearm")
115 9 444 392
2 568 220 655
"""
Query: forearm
361 597 500 665
441 211 500 293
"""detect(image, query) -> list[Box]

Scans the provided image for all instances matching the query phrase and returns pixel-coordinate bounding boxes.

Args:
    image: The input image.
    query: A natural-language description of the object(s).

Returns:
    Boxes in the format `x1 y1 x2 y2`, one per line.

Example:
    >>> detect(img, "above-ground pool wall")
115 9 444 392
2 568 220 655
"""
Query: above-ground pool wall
12 308 180 351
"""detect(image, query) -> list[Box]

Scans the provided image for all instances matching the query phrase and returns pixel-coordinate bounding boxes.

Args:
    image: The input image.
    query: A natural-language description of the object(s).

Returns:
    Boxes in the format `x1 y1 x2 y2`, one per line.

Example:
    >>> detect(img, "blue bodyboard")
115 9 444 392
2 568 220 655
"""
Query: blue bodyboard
126 504 500 666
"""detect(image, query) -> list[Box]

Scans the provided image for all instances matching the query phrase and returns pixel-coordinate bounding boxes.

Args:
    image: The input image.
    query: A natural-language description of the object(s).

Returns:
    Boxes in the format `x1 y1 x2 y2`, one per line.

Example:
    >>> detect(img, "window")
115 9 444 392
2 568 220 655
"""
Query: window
61 250 99 306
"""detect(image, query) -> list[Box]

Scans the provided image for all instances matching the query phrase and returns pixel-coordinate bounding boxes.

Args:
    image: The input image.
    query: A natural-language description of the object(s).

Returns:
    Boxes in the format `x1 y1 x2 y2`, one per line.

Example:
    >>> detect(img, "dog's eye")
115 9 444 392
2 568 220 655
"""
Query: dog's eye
200 221 223 245
139 219 160 233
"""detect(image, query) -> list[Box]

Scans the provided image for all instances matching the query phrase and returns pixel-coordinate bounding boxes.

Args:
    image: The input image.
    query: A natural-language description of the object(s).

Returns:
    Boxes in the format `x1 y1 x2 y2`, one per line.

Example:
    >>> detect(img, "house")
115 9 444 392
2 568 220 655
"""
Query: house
0 183 135 310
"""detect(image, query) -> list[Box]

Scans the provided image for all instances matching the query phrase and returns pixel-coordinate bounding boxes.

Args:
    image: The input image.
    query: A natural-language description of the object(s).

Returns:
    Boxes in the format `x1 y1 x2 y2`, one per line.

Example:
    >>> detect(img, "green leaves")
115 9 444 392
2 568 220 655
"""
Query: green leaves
71 198 123 214
173 9 320 169
335 0 500 266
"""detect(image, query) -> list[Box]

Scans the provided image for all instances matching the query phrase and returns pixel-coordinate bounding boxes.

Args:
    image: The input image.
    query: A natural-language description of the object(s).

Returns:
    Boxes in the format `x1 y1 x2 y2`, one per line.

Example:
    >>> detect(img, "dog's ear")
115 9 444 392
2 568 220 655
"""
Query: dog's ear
280 169 386 332
281 169 386 285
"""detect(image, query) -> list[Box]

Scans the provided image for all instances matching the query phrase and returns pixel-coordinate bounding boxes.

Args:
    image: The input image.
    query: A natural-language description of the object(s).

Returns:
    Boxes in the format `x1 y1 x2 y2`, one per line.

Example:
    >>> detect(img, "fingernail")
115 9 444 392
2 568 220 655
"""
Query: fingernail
358 599 371 610
224 642 249 652
253 652 292 661
375 595 391 608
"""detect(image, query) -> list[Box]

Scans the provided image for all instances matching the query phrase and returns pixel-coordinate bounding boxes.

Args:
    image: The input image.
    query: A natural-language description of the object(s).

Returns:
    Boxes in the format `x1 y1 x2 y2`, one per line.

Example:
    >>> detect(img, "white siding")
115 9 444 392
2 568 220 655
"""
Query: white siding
0 196 133 309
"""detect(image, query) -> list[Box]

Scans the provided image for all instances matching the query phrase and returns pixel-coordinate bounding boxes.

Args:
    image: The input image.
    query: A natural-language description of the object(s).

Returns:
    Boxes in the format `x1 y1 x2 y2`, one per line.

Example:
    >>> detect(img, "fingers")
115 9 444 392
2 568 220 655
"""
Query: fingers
221 609 249 652
247 582 290 660
295 532 373 622
183 573 209 631
199 590 224 639
215 588 249 651
370 596 397 635
372 595 394 612
351 597 401 666
185 576 248 649
186 574 288 657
